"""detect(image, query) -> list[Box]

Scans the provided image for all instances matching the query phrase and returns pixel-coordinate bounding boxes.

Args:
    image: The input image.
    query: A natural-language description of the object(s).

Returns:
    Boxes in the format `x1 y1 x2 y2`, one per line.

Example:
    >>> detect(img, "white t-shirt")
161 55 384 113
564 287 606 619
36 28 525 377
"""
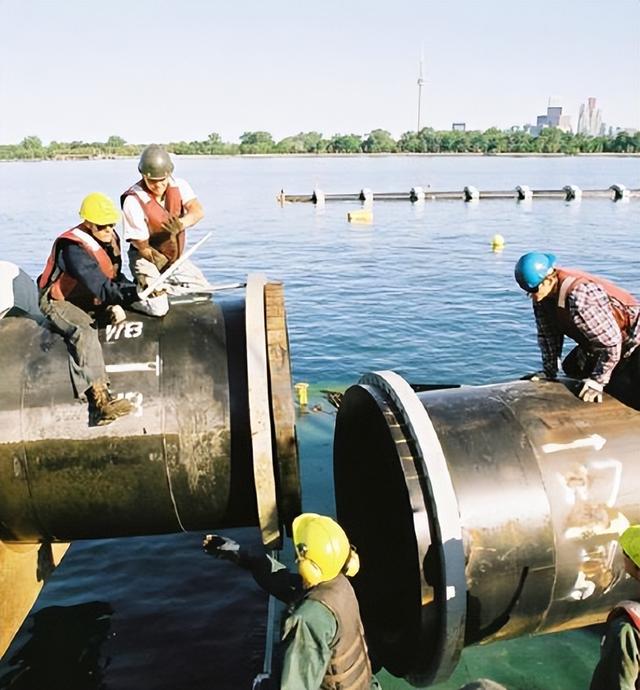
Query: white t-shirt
122 176 197 243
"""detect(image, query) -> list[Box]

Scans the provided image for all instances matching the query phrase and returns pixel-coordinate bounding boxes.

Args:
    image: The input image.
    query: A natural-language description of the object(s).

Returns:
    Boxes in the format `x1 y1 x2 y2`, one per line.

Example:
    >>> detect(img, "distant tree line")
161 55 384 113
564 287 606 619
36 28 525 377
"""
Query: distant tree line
1 128 639 160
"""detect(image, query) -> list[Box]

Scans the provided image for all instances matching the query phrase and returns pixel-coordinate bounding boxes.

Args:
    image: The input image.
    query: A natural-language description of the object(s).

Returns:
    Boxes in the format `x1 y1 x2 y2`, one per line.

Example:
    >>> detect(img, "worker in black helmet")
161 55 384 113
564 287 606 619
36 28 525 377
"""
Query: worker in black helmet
121 144 210 303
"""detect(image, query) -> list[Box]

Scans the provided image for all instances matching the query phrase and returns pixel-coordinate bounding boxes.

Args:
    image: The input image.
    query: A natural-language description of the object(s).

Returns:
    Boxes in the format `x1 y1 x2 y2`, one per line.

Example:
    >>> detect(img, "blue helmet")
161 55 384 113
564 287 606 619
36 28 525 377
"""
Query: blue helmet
514 252 556 292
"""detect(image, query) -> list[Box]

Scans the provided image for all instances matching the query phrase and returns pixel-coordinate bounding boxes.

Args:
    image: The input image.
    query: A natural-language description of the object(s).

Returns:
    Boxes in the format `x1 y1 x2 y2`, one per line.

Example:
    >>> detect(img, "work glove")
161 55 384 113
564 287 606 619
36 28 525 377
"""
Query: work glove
521 371 556 382
107 305 127 325
149 248 169 272
578 378 603 403
202 534 241 563
133 257 167 298
160 215 183 237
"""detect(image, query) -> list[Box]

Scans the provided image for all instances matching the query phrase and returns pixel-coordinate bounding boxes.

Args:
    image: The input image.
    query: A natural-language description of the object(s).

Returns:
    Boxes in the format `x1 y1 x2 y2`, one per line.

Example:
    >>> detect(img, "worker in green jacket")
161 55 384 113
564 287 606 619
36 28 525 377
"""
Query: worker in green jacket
203 513 380 690
590 524 640 690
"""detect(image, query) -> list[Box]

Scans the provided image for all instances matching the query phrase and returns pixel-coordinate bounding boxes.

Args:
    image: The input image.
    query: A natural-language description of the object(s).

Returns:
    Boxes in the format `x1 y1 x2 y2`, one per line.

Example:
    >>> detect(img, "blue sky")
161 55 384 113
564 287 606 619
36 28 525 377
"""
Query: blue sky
1 0 638 144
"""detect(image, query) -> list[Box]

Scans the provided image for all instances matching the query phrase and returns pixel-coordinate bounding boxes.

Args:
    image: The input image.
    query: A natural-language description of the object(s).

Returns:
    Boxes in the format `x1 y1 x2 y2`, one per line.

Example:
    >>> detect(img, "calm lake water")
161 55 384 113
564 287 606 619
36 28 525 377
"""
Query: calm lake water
0 155 638 690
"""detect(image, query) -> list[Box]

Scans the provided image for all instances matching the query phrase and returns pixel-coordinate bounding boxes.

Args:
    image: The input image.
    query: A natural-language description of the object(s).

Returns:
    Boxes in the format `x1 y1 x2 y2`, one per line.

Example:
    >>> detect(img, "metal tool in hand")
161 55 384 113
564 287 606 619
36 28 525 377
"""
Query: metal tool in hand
138 231 212 300
193 282 246 293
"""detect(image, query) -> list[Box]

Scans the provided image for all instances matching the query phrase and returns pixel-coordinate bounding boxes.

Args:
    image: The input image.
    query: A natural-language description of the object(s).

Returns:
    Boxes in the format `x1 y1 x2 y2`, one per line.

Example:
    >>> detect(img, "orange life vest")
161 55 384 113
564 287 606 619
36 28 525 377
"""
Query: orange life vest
38 225 120 309
121 180 185 265
554 267 639 346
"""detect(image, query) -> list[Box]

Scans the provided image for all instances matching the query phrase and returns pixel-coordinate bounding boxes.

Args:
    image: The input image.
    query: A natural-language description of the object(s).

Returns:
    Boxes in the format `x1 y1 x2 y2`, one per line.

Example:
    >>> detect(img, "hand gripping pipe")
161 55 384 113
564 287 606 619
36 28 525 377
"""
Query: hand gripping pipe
0 274 300 545
333 371 640 686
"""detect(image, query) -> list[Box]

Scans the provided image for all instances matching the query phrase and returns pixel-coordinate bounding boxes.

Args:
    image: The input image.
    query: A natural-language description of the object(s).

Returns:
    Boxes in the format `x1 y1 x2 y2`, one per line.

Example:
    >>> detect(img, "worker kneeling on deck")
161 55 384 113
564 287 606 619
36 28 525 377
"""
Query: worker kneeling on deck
38 193 141 426
515 252 640 409
121 144 210 300
590 525 640 690
203 514 380 690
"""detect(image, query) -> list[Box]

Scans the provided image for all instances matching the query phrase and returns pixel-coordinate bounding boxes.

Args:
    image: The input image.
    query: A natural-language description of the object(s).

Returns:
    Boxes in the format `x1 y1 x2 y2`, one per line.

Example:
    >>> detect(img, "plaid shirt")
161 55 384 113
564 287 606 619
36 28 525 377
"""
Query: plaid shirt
533 281 640 384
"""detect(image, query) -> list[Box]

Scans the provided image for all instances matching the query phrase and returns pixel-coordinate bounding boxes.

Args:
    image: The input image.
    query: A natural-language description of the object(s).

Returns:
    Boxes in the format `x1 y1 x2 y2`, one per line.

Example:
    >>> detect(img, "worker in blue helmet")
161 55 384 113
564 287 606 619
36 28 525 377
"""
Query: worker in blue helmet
514 252 640 407
589 525 640 690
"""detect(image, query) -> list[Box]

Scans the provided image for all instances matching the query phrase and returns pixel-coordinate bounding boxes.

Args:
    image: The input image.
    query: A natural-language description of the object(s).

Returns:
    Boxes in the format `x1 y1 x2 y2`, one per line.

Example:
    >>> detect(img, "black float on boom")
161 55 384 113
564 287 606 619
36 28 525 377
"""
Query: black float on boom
277 183 639 204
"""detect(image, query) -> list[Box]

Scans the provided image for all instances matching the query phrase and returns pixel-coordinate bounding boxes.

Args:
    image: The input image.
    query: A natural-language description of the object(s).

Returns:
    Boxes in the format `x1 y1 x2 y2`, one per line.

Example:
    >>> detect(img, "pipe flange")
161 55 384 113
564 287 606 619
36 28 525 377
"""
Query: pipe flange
359 370 467 683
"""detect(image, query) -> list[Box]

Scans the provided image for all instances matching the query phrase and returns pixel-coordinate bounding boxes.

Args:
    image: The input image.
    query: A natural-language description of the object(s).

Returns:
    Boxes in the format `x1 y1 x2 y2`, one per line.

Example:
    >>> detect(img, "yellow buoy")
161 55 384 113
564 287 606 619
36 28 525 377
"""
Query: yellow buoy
347 209 373 224
491 233 505 252
294 382 309 406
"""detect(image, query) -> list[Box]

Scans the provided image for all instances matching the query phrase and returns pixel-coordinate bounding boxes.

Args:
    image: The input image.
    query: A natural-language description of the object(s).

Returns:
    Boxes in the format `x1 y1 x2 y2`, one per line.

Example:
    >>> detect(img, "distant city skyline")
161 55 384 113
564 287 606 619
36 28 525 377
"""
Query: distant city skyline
1 0 638 144
577 97 604 136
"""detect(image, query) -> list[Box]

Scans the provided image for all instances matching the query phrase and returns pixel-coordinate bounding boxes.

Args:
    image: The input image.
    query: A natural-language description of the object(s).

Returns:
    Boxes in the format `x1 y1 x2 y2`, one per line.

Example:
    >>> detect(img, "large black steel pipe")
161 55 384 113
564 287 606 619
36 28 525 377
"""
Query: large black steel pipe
0 275 300 547
334 371 640 686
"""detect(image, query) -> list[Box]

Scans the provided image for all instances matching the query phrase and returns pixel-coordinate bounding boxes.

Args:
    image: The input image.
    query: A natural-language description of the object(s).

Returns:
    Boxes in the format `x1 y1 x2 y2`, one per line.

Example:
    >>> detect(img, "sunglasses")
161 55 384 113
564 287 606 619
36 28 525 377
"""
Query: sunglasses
526 285 539 294
95 223 115 231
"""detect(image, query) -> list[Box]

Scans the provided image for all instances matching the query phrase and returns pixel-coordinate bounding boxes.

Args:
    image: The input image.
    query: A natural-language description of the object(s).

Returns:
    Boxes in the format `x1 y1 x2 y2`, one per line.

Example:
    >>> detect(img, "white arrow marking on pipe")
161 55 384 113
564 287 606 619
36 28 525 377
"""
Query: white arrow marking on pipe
541 434 607 454
106 355 160 376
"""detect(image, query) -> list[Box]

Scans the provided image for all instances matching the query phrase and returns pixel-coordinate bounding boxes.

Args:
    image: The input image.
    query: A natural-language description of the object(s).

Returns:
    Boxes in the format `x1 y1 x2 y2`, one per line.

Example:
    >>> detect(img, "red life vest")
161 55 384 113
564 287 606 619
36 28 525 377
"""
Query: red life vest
609 598 640 690
38 225 120 309
554 267 639 346
120 180 185 264
591 601 640 690
609 600 640 631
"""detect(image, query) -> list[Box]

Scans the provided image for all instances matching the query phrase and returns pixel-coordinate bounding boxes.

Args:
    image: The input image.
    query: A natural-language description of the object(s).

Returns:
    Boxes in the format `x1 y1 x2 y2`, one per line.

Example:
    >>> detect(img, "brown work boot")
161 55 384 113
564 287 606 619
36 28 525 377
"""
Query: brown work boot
88 382 135 426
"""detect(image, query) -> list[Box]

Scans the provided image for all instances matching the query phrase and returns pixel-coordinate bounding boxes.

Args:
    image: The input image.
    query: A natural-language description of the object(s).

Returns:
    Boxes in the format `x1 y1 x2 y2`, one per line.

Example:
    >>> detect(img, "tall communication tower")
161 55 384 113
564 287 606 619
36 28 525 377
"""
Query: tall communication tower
416 51 425 133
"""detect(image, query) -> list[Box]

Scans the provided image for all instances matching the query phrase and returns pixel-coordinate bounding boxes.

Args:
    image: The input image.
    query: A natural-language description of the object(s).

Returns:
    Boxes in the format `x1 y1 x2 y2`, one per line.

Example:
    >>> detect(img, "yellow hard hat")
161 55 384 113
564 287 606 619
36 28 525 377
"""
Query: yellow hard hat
292 513 359 588
79 192 121 225
620 525 640 568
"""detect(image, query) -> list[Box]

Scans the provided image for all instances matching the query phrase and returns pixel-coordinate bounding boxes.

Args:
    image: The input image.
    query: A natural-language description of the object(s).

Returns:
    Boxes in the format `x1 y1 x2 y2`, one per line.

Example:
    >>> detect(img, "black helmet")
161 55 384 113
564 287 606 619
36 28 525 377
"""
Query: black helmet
138 144 174 179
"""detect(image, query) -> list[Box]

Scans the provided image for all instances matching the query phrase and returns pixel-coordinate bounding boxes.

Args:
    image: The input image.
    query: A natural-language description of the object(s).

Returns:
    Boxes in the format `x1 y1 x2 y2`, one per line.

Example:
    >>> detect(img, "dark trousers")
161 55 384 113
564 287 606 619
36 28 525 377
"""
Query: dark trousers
563 346 640 410
39 293 107 399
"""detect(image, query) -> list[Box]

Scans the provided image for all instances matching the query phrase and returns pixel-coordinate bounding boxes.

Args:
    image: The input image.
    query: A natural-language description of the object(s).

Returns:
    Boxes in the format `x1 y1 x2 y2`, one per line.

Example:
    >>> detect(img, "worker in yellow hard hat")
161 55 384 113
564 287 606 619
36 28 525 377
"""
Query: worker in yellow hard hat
589 525 640 690
38 192 142 425
203 513 380 689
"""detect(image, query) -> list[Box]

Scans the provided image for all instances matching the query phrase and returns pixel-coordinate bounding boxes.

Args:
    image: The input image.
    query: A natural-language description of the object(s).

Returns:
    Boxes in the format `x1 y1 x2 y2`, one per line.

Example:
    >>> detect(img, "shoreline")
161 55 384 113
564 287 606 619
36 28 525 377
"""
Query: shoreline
1 151 639 163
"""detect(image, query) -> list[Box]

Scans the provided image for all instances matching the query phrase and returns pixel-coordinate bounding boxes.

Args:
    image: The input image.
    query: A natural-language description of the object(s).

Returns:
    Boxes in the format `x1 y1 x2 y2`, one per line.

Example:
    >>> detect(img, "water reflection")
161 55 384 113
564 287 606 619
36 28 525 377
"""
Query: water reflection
0 602 113 690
